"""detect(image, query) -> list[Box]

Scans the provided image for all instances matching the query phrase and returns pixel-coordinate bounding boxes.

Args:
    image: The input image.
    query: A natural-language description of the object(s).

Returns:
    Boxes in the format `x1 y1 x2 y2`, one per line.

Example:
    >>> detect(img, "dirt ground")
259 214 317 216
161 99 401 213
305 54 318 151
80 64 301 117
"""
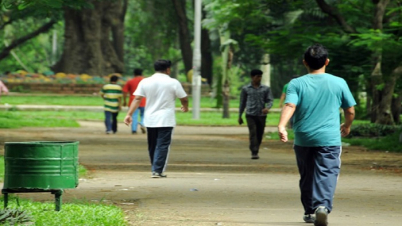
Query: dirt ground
0 121 401 226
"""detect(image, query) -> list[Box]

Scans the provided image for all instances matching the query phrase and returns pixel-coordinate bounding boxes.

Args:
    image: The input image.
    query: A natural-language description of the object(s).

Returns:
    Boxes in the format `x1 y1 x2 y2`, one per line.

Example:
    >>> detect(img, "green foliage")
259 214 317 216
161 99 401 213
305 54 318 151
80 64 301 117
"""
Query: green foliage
343 130 402 153
0 208 33 225
348 124 400 137
124 0 181 75
0 197 127 226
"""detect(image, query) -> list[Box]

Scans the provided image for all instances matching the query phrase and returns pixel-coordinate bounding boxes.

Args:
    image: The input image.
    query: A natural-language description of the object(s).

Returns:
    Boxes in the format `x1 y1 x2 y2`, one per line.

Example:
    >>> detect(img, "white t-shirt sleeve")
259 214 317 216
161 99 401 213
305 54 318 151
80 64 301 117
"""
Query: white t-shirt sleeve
133 80 145 97
174 79 187 98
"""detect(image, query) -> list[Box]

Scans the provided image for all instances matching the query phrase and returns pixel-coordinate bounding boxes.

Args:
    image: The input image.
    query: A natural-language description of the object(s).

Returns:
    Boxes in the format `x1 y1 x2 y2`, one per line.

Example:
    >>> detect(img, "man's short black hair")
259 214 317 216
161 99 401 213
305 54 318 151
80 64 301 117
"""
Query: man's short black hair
110 75 119 82
250 69 263 77
154 59 172 72
304 44 328 70
134 69 143 76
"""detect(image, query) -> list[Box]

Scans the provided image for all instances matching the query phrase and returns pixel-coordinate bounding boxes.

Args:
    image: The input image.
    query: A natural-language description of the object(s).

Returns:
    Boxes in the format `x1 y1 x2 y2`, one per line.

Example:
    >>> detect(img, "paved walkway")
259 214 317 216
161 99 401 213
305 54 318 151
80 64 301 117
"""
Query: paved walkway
1 122 401 226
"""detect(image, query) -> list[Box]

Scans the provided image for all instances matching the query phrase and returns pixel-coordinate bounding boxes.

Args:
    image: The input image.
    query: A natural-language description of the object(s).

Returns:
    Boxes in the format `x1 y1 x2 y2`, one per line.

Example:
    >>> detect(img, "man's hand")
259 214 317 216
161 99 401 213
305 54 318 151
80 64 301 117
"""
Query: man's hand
262 108 269 114
181 105 188 112
124 115 132 126
238 117 243 125
340 123 351 137
278 126 288 142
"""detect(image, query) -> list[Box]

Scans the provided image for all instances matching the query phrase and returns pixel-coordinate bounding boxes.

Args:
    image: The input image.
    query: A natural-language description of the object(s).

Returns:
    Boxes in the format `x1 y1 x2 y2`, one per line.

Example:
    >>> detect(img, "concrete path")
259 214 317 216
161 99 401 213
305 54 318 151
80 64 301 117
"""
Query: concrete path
0 122 401 226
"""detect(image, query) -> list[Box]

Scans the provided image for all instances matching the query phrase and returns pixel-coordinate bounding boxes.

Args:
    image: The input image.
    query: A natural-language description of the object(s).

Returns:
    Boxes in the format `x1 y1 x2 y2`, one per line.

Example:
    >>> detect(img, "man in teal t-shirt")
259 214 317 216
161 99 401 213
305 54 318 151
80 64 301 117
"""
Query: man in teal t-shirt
278 44 356 226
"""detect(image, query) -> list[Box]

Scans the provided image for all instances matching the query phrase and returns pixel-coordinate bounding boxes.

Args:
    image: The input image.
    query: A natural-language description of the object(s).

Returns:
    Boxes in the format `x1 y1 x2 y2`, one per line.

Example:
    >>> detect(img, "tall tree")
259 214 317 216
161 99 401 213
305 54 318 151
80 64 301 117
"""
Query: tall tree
172 0 193 74
201 9 213 86
111 0 128 62
52 0 126 75
315 0 402 125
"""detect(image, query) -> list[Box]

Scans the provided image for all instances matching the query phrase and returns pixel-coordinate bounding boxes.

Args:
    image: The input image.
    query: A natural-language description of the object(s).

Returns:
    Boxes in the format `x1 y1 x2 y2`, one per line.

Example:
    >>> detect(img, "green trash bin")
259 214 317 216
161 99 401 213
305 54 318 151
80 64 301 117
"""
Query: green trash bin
2 141 79 211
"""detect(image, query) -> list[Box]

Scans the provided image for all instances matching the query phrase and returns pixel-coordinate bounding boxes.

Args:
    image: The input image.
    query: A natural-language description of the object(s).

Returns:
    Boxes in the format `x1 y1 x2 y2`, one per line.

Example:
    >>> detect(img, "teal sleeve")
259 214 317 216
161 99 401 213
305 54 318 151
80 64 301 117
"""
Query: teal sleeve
340 80 356 108
284 81 298 105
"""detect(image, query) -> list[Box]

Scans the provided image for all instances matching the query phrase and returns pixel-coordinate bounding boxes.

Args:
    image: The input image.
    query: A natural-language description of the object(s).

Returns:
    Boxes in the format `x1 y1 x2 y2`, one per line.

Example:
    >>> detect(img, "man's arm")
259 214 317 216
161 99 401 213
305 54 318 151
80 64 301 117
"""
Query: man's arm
262 87 274 114
123 92 128 107
279 93 286 108
341 106 355 137
124 95 143 125
180 96 189 112
277 103 296 142
238 88 246 125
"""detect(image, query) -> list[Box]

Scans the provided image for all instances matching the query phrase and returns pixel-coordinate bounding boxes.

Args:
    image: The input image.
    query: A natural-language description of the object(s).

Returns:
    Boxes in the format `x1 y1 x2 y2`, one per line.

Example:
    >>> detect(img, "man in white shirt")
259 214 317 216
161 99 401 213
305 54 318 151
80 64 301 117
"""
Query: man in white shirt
124 59 189 178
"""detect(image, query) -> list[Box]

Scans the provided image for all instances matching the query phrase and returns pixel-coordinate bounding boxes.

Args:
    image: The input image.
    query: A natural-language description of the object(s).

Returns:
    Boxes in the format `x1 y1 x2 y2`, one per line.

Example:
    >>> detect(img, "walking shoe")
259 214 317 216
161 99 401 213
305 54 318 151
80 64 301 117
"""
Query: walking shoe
106 130 112 134
251 154 259 159
314 206 328 226
303 214 315 223
132 131 137 134
151 172 167 178
140 126 146 134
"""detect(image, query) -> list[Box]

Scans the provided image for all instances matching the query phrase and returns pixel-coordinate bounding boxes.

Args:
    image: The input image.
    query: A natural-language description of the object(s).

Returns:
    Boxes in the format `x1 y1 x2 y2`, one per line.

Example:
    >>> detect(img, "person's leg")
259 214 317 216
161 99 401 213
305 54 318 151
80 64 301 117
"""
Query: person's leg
246 116 258 157
152 127 173 173
312 146 342 213
139 107 146 133
139 107 145 126
104 111 112 133
255 116 267 148
294 145 316 215
112 112 118 133
131 109 139 133
147 127 158 169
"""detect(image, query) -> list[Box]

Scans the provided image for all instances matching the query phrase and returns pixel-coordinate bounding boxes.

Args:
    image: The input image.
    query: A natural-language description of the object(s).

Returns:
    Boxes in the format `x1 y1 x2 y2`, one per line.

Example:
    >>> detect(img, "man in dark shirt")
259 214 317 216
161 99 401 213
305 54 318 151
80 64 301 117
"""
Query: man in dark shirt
238 69 274 159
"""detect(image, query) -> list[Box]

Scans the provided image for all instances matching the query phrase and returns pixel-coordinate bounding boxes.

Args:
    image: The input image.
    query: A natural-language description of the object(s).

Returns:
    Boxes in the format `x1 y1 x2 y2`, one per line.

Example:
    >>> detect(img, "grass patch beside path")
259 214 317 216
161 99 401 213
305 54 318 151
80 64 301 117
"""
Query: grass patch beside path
0 111 79 128
342 132 402 153
0 197 127 226
0 110 282 127
2 95 282 109
1 95 104 106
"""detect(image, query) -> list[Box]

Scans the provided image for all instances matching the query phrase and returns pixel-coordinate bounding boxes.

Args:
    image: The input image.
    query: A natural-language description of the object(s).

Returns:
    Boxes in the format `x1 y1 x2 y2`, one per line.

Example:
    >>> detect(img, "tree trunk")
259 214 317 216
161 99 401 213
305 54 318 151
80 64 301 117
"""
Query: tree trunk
111 0 128 63
172 0 193 75
219 26 231 118
375 75 396 124
392 93 401 124
201 9 213 86
371 0 392 124
370 59 382 123
52 1 124 75
391 65 402 124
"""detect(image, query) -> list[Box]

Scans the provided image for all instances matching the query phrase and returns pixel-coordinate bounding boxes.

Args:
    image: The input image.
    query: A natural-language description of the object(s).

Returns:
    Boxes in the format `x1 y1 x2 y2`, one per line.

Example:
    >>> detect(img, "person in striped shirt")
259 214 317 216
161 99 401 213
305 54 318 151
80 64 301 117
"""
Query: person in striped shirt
100 75 123 134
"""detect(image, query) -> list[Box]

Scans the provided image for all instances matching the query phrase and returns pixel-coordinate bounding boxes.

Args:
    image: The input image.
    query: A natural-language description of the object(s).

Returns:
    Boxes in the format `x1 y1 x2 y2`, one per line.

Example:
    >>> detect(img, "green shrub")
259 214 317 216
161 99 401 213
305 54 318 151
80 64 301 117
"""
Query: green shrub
348 124 400 137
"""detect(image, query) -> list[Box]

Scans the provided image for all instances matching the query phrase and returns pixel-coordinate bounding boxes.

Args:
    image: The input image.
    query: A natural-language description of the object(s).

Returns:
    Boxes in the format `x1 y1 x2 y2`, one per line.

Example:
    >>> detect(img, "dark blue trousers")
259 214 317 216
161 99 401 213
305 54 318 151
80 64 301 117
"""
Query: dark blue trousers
294 145 341 214
104 111 118 133
147 127 173 173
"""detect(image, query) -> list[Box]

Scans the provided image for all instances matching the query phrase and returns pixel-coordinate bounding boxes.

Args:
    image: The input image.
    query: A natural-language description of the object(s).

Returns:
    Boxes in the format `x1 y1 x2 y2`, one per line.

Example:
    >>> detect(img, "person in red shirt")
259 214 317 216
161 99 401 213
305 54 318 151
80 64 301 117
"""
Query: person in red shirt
123 69 146 134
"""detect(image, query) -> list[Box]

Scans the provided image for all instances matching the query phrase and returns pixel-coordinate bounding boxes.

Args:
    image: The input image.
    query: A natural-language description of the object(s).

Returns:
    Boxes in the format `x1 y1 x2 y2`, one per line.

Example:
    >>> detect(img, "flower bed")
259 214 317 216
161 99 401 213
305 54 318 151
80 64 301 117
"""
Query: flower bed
0 71 211 95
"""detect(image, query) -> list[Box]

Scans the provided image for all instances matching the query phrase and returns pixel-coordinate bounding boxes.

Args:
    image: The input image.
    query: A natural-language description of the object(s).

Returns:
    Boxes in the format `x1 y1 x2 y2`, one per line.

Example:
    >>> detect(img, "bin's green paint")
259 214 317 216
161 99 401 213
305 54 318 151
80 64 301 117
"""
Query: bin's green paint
3 141 79 189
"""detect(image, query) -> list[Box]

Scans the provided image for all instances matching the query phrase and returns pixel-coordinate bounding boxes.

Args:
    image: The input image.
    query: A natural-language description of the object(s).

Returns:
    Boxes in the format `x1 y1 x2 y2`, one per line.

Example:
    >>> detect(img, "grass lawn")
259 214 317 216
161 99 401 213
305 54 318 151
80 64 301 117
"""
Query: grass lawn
1 95 282 108
0 157 124 226
0 111 79 128
0 110 281 127
0 197 127 226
